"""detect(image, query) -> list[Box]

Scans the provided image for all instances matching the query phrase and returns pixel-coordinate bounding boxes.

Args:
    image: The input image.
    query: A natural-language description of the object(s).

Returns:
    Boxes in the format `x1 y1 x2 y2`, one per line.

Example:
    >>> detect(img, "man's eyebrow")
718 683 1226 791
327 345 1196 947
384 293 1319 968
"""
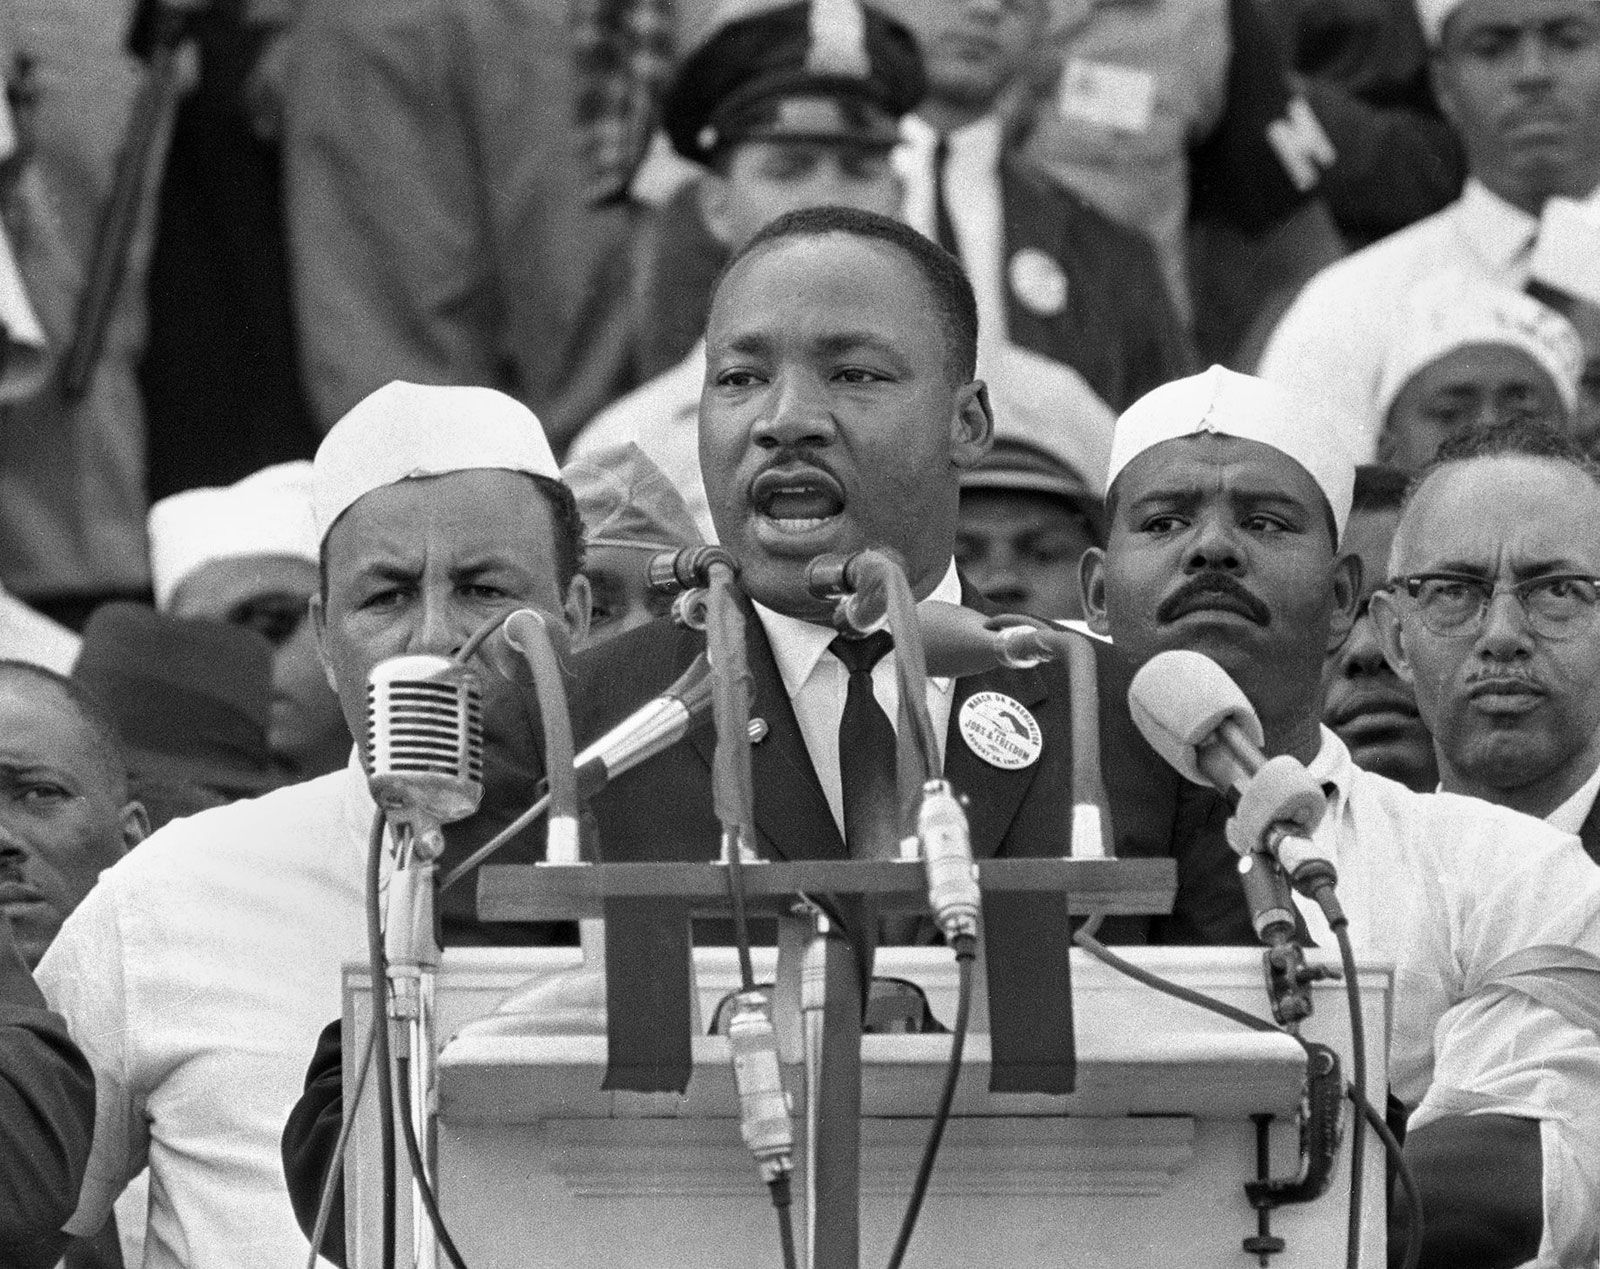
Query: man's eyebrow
813 331 903 358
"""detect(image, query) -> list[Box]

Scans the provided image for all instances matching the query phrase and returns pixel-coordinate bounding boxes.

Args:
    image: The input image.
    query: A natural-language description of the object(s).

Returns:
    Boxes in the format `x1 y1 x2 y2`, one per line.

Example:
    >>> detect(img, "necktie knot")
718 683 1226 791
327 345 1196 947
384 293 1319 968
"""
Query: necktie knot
830 630 893 677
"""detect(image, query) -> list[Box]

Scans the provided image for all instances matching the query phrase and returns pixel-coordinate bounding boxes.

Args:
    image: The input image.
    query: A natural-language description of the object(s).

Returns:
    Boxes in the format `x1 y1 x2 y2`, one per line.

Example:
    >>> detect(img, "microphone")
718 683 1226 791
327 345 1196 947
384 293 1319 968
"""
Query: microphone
572 653 714 799
1127 650 1337 899
366 654 484 860
917 601 1058 677
918 779 980 942
648 545 739 595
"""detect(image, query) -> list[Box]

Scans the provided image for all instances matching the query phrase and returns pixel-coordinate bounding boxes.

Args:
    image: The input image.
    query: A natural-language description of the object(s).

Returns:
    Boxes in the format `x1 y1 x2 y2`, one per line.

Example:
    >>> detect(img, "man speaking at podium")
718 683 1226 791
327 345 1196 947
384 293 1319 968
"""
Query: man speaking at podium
1079 366 1600 1267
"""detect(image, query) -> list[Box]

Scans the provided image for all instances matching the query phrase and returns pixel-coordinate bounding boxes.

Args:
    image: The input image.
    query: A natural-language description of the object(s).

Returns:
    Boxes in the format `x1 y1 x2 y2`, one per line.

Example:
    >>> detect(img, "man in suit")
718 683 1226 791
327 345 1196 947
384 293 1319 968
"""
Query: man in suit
1372 418 1600 858
896 0 1195 412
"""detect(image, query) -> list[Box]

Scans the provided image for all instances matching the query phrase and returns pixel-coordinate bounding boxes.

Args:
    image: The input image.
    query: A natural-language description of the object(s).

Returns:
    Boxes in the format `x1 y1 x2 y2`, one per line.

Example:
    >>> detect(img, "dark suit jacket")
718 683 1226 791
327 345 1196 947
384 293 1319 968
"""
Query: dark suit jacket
1578 790 1600 868
998 155 1198 413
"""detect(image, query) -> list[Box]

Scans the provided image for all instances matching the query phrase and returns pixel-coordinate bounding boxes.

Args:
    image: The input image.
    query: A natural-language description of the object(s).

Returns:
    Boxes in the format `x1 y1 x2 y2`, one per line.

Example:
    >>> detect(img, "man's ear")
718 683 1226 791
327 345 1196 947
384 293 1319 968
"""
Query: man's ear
309 591 337 692
950 380 994 470
698 172 738 248
1079 546 1111 637
1368 589 1416 685
1327 551 1362 653
563 573 593 649
120 800 151 851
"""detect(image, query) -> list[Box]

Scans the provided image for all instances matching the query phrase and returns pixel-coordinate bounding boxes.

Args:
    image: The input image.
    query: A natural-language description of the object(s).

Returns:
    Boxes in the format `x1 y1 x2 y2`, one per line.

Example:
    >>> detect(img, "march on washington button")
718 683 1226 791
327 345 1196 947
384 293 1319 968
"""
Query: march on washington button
958 691 1042 770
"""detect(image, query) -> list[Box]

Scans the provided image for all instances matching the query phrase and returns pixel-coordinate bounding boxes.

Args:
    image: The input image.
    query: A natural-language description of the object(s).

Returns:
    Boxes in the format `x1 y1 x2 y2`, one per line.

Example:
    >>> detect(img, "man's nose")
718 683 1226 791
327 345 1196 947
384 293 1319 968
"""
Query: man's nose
1476 587 1535 660
404 589 468 657
1513 33 1556 86
1184 516 1244 573
752 371 837 449
1337 613 1390 678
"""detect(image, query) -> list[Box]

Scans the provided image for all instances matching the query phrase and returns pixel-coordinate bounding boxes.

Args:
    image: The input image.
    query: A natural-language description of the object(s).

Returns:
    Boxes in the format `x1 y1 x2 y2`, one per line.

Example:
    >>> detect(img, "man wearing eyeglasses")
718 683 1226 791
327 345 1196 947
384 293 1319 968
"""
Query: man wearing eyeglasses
1372 419 1600 855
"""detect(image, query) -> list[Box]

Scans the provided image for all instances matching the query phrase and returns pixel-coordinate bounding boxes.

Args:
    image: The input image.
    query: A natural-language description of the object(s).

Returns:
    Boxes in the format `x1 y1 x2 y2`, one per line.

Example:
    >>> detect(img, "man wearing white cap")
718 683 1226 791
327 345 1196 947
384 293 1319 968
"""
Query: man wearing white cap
36 382 589 1268
1082 364 1600 1266
1375 282 1584 470
149 462 352 781
1259 0 1600 456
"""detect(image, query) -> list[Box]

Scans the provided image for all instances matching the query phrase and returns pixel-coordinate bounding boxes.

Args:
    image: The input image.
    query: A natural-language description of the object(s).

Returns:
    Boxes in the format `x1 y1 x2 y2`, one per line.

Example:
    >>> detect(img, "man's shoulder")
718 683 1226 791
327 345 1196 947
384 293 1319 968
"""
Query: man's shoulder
102 770 353 892
1000 153 1163 259
1283 201 1463 309
1352 767 1579 854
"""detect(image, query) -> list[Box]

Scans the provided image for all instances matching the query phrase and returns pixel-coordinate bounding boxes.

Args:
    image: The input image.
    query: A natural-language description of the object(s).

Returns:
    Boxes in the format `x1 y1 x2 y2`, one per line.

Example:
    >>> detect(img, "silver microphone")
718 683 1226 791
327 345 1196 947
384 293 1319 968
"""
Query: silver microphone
572 653 713 799
366 654 485 859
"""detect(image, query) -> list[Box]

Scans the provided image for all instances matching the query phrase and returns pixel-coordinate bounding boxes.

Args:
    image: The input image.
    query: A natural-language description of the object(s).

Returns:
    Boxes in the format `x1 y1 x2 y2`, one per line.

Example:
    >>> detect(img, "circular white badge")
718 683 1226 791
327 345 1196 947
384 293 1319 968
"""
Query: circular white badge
1007 248 1069 318
959 691 1043 770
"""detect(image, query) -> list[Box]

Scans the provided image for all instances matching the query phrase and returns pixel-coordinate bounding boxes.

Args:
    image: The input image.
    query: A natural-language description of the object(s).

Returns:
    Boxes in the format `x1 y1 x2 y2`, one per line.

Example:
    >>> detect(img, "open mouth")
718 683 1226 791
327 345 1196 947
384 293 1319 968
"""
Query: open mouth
750 467 846 536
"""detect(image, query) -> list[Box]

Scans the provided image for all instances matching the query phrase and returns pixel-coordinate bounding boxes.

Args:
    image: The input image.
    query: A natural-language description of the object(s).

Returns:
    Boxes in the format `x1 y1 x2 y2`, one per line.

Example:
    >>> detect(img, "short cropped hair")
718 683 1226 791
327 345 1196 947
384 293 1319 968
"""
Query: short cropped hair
319 471 586 603
1407 419 1600 509
719 205 979 383
0 659 131 799
1350 464 1411 517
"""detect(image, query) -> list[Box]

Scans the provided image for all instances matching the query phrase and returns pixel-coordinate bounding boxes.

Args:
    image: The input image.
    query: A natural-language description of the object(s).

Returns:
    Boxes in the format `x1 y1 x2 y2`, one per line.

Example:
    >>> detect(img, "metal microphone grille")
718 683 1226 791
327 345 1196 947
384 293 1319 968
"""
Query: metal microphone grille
366 654 484 828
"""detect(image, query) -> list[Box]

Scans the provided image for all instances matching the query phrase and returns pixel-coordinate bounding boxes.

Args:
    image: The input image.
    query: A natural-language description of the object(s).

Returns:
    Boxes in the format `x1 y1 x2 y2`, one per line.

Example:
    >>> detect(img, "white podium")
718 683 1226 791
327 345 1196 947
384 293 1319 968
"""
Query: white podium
342 945 1391 1268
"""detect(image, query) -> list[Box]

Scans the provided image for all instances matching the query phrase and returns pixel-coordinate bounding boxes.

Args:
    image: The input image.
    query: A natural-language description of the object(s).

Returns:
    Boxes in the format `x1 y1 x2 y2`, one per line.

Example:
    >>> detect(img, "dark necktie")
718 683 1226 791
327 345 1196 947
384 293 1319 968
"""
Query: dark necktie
830 631 899 860
931 133 960 258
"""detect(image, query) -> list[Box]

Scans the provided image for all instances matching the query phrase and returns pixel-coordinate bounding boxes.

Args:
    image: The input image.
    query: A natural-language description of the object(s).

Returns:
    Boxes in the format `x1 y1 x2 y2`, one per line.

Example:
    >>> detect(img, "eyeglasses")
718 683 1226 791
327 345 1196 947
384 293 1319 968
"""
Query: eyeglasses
1386 572 1600 640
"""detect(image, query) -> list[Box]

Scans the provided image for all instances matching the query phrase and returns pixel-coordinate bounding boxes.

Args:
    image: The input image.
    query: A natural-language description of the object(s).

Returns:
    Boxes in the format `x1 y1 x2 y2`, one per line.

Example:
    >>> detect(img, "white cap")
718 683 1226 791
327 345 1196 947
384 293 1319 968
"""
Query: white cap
980 343 1116 497
1419 0 1600 43
1376 281 1583 422
1107 365 1359 538
313 381 560 542
148 461 318 610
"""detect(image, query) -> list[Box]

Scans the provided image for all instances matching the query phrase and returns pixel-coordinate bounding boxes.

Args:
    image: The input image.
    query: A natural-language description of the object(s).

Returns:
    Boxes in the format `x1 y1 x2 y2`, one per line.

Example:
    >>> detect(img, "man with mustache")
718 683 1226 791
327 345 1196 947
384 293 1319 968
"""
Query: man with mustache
1322 465 1438 791
1080 365 1600 1267
1260 0 1600 456
1372 420 1600 852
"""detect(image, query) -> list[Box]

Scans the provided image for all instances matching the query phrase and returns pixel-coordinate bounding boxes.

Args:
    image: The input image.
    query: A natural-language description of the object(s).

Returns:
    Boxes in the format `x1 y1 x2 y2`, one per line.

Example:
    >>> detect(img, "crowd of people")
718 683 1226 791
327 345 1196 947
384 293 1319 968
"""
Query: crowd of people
3 0 1600 1264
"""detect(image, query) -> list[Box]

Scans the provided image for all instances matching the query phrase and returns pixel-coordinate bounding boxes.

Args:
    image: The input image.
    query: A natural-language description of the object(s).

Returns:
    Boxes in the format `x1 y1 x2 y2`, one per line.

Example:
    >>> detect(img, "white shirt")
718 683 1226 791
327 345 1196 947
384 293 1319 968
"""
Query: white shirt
1547 757 1600 838
1294 727 1600 1266
1258 179 1600 459
37 758 374 1267
567 344 715 543
753 559 961 838
898 114 1008 356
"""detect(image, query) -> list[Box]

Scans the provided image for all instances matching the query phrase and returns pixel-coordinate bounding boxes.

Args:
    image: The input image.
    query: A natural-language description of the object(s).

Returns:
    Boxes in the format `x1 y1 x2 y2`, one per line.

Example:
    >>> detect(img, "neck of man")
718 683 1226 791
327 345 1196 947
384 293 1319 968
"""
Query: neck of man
1441 746 1600 821
917 94 996 137
1249 672 1330 768
1475 164 1600 220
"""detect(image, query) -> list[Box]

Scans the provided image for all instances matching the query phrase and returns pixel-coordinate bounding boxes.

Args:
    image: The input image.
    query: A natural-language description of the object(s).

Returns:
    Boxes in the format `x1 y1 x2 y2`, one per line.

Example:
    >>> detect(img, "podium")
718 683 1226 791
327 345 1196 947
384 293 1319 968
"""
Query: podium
341 936 1391 1267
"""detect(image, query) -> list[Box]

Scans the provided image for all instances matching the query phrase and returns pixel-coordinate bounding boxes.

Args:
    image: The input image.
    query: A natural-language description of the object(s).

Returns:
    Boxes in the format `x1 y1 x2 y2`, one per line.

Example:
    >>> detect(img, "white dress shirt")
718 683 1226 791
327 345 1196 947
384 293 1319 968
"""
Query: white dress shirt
1291 726 1600 1266
1259 179 1600 459
37 759 372 1267
898 114 1008 356
753 559 961 838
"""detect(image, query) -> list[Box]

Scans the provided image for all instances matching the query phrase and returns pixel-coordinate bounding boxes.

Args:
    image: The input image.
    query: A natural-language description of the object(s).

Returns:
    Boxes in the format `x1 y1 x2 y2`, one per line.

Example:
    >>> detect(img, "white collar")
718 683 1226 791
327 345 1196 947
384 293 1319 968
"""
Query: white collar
1306 723 1356 809
1545 755 1600 835
753 557 962 698
901 111 1004 169
1454 179 1540 271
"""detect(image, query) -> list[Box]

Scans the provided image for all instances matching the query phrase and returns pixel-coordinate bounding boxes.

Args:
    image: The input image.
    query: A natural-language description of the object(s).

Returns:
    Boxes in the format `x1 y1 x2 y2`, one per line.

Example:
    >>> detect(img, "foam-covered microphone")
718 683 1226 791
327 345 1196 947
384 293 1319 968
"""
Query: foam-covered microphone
917 601 1058 677
572 653 714 799
1128 650 1337 899
367 654 484 861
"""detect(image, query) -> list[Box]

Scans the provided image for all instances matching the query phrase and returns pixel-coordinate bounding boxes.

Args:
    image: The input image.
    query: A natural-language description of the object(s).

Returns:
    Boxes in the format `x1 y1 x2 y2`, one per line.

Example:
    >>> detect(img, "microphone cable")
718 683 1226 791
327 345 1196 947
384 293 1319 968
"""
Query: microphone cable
885 931 978 1269
395 1053 470 1268
1071 915 1422 1269
364 811 397 1269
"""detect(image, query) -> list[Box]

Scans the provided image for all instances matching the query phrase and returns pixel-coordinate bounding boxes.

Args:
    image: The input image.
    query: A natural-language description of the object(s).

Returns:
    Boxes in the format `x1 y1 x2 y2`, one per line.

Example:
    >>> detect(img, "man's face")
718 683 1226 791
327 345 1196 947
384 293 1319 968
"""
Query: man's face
0 678 140 967
701 233 991 619
1372 455 1600 807
1082 434 1356 741
704 128 903 249
911 0 1047 112
313 470 576 750
1434 0 1600 209
1381 343 1568 471
956 488 1097 619
1322 506 1438 790
582 545 678 646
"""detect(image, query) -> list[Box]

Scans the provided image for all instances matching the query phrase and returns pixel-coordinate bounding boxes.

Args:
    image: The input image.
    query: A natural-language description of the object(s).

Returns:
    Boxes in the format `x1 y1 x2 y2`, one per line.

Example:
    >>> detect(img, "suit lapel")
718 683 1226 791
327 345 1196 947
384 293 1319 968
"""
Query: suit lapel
939 582 1054 858
1577 780 1600 867
685 607 846 862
